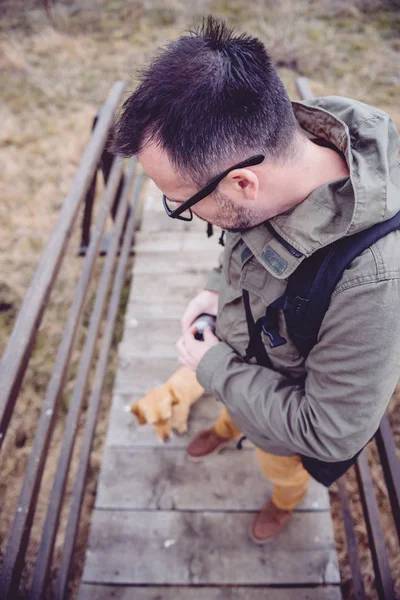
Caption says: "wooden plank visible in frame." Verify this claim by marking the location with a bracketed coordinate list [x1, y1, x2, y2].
[133, 231, 222, 253]
[126, 302, 192, 320]
[120, 319, 182, 357]
[127, 273, 207, 307]
[105, 393, 226, 448]
[133, 252, 218, 274]
[140, 179, 172, 214]
[81, 510, 340, 585]
[141, 209, 207, 232]
[78, 584, 343, 600]
[113, 356, 180, 393]
[96, 447, 330, 511]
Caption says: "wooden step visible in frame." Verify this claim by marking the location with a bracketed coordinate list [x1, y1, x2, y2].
[79, 585, 342, 600]
[81, 510, 339, 585]
[96, 447, 330, 511]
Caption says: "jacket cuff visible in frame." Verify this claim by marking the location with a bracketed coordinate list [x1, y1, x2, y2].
[196, 342, 235, 392]
[204, 268, 222, 293]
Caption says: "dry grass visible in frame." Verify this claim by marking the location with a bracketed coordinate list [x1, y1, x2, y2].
[0, 0, 399, 598]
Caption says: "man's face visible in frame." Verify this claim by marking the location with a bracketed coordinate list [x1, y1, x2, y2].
[138, 141, 262, 232]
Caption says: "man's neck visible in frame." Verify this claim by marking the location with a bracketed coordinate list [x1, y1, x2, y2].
[248, 138, 351, 225]
[287, 138, 350, 209]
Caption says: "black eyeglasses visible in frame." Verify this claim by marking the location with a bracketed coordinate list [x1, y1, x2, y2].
[162, 154, 265, 221]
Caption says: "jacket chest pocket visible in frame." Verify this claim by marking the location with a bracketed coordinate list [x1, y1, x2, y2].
[216, 286, 249, 356]
[261, 313, 306, 379]
[222, 233, 243, 287]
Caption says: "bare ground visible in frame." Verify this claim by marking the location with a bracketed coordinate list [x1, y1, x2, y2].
[1, 1, 399, 598]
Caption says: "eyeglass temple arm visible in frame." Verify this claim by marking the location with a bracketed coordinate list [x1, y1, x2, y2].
[172, 154, 265, 217]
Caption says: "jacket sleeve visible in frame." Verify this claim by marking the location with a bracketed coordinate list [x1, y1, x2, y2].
[204, 249, 224, 293]
[196, 278, 400, 462]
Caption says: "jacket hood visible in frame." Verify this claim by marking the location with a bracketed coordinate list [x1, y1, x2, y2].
[267, 96, 400, 259]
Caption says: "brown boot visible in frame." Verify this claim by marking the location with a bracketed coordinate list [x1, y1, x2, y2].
[186, 428, 235, 462]
[248, 498, 292, 544]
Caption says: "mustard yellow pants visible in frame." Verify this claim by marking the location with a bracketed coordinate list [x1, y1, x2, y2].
[213, 406, 311, 511]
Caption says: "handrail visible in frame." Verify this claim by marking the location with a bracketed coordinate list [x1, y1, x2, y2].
[0, 81, 125, 451]
[55, 170, 144, 599]
[0, 156, 125, 598]
[356, 451, 395, 600]
[295, 76, 314, 101]
[30, 157, 138, 598]
[375, 414, 400, 545]
[0, 80, 147, 599]
[336, 477, 366, 600]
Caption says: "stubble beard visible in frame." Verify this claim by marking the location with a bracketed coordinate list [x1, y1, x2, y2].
[213, 190, 261, 233]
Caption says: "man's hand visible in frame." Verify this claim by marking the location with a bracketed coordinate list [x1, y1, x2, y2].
[176, 325, 220, 371]
[181, 290, 218, 334]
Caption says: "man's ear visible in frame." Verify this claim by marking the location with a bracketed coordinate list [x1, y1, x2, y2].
[131, 403, 147, 425]
[221, 168, 259, 200]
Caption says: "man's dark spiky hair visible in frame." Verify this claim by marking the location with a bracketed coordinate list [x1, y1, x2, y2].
[112, 15, 299, 187]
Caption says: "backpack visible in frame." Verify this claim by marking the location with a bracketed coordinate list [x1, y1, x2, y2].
[242, 210, 400, 486]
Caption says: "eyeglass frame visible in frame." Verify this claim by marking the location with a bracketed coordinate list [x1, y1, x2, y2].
[162, 154, 265, 221]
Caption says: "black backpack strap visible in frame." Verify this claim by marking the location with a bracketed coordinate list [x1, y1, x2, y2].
[282, 211, 400, 486]
[284, 210, 400, 358]
[242, 290, 272, 367]
[242, 288, 255, 332]
[243, 290, 289, 367]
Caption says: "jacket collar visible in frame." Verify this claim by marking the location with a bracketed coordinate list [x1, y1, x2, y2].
[239, 101, 354, 280]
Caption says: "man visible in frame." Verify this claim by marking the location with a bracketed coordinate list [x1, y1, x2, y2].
[112, 16, 400, 543]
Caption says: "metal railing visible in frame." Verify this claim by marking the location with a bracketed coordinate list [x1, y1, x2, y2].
[0, 81, 145, 599]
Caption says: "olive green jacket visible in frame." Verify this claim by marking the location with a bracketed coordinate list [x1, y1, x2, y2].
[196, 96, 400, 462]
